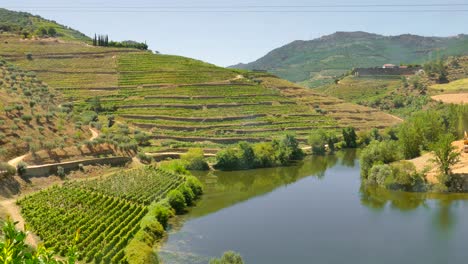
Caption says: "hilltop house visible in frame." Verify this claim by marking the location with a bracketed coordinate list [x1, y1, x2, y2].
[382, 64, 398, 69]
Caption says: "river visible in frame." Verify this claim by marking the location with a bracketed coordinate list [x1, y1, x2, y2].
[159, 150, 468, 264]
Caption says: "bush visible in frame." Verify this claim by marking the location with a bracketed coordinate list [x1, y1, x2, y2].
[179, 184, 195, 206]
[367, 164, 392, 186]
[159, 160, 190, 175]
[16, 161, 28, 176]
[360, 140, 401, 179]
[186, 176, 203, 197]
[167, 190, 186, 214]
[137, 152, 152, 164]
[151, 203, 173, 229]
[308, 130, 328, 155]
[0, 162, 16, 178]
[134, 132, 150, 146]
[389, 161, 424, 190]
[342, 127, 357, 148]
[57, 166, 65, 178]
[210, 251, 244, 264]
[215, 148, 241, 170]
[181, 148, 209, 170]
[21, 114, 33, 124]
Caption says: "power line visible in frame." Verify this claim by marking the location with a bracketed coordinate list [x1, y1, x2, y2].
[9, 9, 468, 13]
[5, 3, 468, 8]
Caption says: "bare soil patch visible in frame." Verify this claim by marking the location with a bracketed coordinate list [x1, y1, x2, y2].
[431, 93, 468, 105]
[409, 140, 468, 184]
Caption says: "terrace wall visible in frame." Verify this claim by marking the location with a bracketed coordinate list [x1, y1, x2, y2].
[23, 156, 131, 177]
[353, 67, 421, 76]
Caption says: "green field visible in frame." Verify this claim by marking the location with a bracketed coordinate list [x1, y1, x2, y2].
[430, 78, 468, 93]
[18, 167, 185, 263]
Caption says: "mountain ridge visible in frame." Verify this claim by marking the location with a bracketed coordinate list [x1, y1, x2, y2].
[230, 31, 468, 87]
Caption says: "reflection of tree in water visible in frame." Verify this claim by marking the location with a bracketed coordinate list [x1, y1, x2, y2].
[360, 185, 427, 211]
[360, 184, 468, 231]
[337, 148, 357, 168]
[190, 151, 353, 218]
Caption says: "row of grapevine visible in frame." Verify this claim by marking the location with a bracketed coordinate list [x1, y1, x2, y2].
[71, 167, 185, 204]
[18, 166, 186, 263]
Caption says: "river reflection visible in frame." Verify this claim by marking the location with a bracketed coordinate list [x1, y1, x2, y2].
[160, 150, 468, 264]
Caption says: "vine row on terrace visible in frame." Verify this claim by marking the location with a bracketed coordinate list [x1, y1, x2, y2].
[18, 167, 185, 263]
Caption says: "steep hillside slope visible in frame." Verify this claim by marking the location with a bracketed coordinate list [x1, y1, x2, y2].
[0, 11, 402, 152]
[0, 8, 89, 41]
[0, 59, 87, 160]
[231, 31, 468, 87]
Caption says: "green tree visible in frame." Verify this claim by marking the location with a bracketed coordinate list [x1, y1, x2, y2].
[210, 251, 244, 264]
[308, 129, 328, 155]
[430, 134, 460, 179]
[342, 127, 357, 148]
[47, 27, 57, 37]
[181, 148, 209, 170]
[167, 190, 186, 214]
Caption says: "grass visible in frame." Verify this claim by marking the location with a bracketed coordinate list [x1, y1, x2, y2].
[118, 53, 238, 86]
[430, 78, 468, 93]
[316, 76, 402, 104]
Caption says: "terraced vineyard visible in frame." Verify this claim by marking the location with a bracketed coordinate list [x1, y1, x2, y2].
[72, 167, 185, 204]
[118, 53, 237, 85]
[0, 31, 401, 149]
[18, 167, 185, 263]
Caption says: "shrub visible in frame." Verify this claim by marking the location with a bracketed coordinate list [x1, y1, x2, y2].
[367, 164, 393, 186]
[215, 148, 240, 170]
[57, 166, 65, 178]
[137, 152, 152, 164]
[360, 140, 401, 179]
[0, 162, 16, 178]
[181, 148, 209, 170]
[167, 190, 186, 214]
[342, 127, 357, 148]
[159, 160, 190, 175]
[210, 251, 244, 264]
[151, 203, 173, 229]
[16, 161, 28, 176]
[389, 161, 424, 190]
[134, 132, 150, 146]
[308, 129, 328, 155]
[179, 184, 195, 206]
[186, 176, 204, 198]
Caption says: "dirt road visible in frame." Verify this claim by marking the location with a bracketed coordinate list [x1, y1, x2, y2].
[0, 199, 39, 247]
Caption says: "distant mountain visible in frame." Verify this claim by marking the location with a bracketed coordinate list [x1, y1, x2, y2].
[0, 8, 90, 41]
[230, 31, 468, 87]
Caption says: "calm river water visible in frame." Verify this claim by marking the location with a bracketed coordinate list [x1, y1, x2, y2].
[159, 150, 468, 264]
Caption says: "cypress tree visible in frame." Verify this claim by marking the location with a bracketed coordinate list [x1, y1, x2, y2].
[93, 34, 96, 46]
[105, 35, 109, 46]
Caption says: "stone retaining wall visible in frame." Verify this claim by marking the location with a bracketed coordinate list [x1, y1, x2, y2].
[23, 157, 131, 177]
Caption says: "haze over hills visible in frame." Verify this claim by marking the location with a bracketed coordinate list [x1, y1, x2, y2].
[230, 31, 468, 87]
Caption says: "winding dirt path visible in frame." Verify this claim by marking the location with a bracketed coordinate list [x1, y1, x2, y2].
[0, 199, 40, 247]
[6, 126, 100, 167]
[7, 154, 28, 167]
[89, 127, 99, 140]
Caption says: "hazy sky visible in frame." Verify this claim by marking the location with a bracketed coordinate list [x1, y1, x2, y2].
[2, 0, 467, 66]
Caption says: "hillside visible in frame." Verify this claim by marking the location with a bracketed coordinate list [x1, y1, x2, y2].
[316, 55, 468, 117]
[0, 59, 88, 160]
[231, 31, 468, 87]
[0, 8, 89, 41]
[0, 10, 403, 158]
